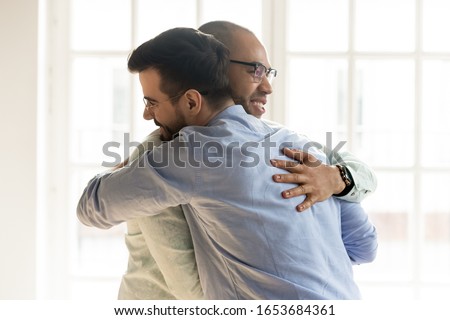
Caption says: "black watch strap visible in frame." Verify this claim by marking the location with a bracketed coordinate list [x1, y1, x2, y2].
[334, 165, 355, 197]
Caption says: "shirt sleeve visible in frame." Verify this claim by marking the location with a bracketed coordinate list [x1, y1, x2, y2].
[339, 201, 378, 264]
[77, 138, 196, 229]
[128, 129, 163, 163]
[321, 145, 378, 202]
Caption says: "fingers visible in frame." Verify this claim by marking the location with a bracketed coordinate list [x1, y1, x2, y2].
[270, 159, 303, 173]
[272, 172, 305, 184]
[282, 148, 320, 167]
[296, 195, 318, 212]
[282, 147, 306, 163]
[271, 150, 323, 212]
[277, 183, 315, 212]
[278, 185, 320, 212]
[280, 184, 307, 198]
[271, 169, 321, 212]
[278, 185, 319, 212]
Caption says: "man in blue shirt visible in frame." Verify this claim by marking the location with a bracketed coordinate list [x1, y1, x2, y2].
[78, 27, 377, 299]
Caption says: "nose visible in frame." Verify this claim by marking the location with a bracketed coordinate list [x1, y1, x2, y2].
[258, 75, 273, 95]
[143, 106, 154, 120]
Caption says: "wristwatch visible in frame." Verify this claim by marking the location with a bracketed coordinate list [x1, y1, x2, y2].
[334, 164, 355, 197]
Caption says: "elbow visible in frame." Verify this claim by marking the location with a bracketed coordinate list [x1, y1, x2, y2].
[347, 228, 378, 264]
[349, 246, 377, 265]
[76, 191, 115, 230]
[76, 197, 91, 226]
[354, 244, 378, 264]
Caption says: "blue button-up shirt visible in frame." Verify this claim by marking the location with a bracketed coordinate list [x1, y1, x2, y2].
[78, 105, 377, 299]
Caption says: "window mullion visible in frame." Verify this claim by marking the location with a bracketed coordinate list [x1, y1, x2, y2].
[270, 0, 287, 124]
[348, 0, 355, 151]
[411, 0, 424, 299]
[130, 0, 137, 141]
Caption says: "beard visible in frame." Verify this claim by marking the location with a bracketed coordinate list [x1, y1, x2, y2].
[153, 116, 183, 142]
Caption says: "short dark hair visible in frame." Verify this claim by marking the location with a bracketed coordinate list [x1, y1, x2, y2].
[128, 27, 231, 107]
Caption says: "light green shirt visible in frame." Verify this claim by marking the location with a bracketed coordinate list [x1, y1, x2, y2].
[118, 131, 203, 300]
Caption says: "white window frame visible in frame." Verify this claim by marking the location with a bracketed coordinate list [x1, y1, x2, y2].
[41, 0, 450, 299]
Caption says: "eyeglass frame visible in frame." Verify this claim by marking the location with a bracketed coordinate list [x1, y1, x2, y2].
[143, 90, 208, 109]
[142, 91, 185, 109]
[230, 59, 277, 84]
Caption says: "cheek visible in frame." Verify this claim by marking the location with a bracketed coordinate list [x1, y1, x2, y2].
[229, 70, 248, 95]
[230, 80, 254, 100]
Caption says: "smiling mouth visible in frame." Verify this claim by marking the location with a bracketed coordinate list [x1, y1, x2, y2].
[250, 100, 266, 115]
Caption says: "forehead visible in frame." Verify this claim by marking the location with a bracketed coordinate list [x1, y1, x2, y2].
[138, 68, 162, 96]
[229, 30, 271, 66]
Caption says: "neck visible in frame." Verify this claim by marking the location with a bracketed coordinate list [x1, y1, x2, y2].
[192, 98, 235, 126]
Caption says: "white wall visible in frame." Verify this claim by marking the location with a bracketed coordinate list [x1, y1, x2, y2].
[0, 0, 39, 299]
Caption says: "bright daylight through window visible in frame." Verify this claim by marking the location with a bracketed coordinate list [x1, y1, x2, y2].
[44, 0, 450, 299]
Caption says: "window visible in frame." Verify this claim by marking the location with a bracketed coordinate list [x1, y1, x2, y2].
[45, 0, 450, 299]
[280, 0, 450, 300]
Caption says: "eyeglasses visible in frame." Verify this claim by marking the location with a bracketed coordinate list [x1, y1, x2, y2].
[143, 91, 185, 109]
[230, 59, 277, 84]
[143, 90, 208, 109]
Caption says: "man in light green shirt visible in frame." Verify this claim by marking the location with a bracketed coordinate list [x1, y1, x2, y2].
[117, 21, 377, 300]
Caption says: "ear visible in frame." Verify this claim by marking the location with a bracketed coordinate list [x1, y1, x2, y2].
[183, 89, 203, 116]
